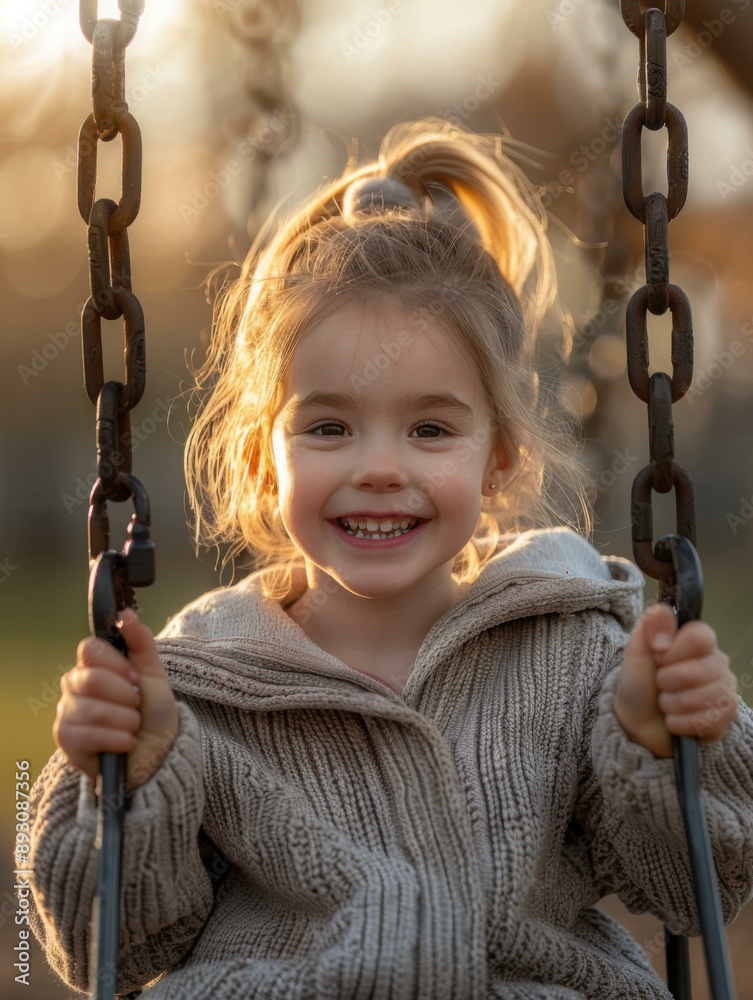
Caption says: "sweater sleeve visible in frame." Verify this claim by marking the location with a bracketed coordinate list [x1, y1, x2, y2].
[576, 641, 753, 936]
[28, 701, 214, 995]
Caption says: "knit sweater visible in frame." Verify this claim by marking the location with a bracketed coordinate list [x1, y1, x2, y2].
[27, 528, 753, 999]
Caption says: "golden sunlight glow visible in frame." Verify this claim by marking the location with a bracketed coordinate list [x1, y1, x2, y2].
[0, 148, 67, 250]
[3, 0, 182, 73]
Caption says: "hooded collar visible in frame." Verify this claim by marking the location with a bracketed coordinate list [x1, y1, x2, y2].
[155, 528, 644, 710]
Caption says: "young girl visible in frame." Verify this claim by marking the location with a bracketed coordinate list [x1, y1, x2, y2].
[28, 118, 752, 999]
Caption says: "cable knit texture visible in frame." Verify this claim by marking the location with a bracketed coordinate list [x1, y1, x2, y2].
[27, 528, 753, 998]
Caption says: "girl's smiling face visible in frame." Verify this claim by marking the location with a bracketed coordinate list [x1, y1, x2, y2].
[270, 300, 507, 605]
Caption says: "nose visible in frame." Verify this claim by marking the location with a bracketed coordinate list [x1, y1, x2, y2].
[352, 436, 407, 491]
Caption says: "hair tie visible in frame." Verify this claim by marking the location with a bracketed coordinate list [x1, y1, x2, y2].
[342, 176, 421, 220]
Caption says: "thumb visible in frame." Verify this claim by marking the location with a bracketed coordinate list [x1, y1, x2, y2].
[617, 602, 678, 712]
[614, 603, 680, 757]
[113, 608, 178, 789]
[628, 602, 678, 663]
[115, 607, 165, 679]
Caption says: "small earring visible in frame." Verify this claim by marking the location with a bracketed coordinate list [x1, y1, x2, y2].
[489, 483, 496, 490]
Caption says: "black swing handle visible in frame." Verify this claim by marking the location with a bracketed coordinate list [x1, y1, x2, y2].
[88, 549, 129, 1000]
[87, 474, 154, 1000]
[655, 534, 736, 1000]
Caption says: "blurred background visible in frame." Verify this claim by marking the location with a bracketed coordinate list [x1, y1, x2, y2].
[2, 0, 753, 996]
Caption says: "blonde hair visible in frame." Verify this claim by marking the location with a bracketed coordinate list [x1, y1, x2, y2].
[184, 117, 593, 598]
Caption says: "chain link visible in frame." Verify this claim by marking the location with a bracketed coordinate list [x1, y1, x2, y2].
[77, 110, 142, 232]
[621, 102, 688, 223]
[641, 7, 667, 129]
[625, 283, 693, 402]
[91, 20, 126, 140]
[619, 1, 695, 602]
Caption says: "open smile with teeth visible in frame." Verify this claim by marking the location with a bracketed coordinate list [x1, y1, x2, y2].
[337, 516, 422, 540]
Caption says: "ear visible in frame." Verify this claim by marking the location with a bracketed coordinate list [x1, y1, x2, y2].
[481, 436, 511, 497]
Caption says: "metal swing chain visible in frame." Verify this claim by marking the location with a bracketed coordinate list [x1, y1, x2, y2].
[209, 0, 301, 250]
[77, 3, 155, 998]
[618, 3, 735, 998]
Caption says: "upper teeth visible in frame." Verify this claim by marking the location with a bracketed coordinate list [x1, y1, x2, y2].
[340, 516, 418, 533]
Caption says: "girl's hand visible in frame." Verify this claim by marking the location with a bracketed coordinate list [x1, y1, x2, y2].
[613, 603, 738, 758]
[54, 608, 179, 790]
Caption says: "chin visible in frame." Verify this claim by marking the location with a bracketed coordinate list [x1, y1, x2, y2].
[343, 585, 403, 601]
[333, 574, 413, 601]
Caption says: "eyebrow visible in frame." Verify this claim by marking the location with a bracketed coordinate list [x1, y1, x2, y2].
[289, 391, 475, 418]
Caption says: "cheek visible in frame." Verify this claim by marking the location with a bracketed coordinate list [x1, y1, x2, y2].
[273, 445, 328, 521]
[271, 432, 319, 497]
[437, 469, 485, 510]
[441, 442, 489, 490]
[273, 470, 312, 543]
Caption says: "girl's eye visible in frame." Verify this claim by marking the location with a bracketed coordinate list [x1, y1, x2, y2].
[412, 422, 452, 438]
[309, 422, 347, 437]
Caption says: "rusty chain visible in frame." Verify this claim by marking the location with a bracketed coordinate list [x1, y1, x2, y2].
[620, 7, 736, 1000]
[76, 4, 154, 997]
[618, 0, 694, 593]
[213, 0, 301, 240]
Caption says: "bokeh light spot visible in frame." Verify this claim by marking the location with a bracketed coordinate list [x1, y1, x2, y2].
[0, 148, 69, 251]
[589, 334, 627, 381]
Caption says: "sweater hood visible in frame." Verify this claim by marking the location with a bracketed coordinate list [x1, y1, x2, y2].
[154, 529, 644, 710]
